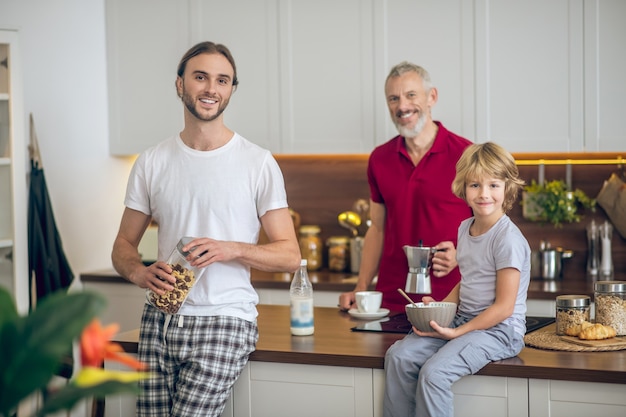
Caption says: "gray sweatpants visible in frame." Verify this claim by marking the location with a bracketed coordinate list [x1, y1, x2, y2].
[383, 315, 524, 417]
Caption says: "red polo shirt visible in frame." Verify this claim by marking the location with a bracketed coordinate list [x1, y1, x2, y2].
[368, 122, 473, 311]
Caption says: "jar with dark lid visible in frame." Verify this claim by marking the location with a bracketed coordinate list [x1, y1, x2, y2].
[594, 281, 626, 335]
[147, 237, 200, 314]
[299, 225, 322, 271]
[327, 236, 350, 272]
[555, 295, 590, 336]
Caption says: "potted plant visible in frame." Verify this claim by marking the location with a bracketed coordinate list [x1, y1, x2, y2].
[522, 179, 595, 227]
[0, 288, 150, 417]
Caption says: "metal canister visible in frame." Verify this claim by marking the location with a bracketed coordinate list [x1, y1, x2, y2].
[350, 236, 364, 274]
[538, 241, 573, 280]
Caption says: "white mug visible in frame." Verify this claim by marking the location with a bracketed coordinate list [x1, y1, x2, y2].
[355, 291, 383, 313]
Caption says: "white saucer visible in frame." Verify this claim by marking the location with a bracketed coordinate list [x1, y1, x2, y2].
[348, 308, 390, 320]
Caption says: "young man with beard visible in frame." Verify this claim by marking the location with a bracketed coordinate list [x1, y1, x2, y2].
[339, 62, 473, 312]
[112, 41, 301, 416]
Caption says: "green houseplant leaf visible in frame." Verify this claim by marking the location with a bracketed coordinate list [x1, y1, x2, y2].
[0, 288, 106, 417]
[35, 380, 141, 417]
[522, 179, 595, 227]
[0, 289, 19, 327]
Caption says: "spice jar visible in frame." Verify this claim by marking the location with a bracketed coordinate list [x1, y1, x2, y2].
[147, 237, 199, 314]
[555, 295, 590, 336]
[327, 236, 350, 272]
[299, 225, 322, 271]
[594, 281, 626, 335]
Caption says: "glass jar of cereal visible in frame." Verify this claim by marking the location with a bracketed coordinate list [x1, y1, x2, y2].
[147, 237, 200, 314]
[555, 295, 590, 336]
[327, 236, 350, 272]
[299, 225, 322, 271]
[594, 281, 626, 336]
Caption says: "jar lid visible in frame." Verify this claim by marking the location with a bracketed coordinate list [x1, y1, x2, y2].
[327, 236, 350, 245]
[556, 294, 590, 307]
[299, 225, 321, 234]
[594, 280, 626, 293]
[177, 236, 196, 257]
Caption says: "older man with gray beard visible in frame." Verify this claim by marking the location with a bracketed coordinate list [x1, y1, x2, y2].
[338, 62, 473, 313]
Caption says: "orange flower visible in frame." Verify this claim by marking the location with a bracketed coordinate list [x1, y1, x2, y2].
[80, 319, 147, 370]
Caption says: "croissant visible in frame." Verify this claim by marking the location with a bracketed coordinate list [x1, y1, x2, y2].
[578, 323, 617, 340]
[564, 321, 593, 337]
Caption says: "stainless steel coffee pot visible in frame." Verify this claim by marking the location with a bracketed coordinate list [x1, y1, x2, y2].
[537, 240, 573, 280]
[403, 244, 437, 294]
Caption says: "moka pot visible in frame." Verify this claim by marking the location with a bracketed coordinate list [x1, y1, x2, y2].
[403, 244, 437, 294]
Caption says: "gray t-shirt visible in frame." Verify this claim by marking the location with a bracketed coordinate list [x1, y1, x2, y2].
[456, 214, 530, 336]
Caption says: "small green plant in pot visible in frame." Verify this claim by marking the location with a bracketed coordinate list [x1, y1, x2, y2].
[522, 179, 595, 227]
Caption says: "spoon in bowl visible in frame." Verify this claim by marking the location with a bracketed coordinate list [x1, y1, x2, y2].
[397, 288, 419, 308]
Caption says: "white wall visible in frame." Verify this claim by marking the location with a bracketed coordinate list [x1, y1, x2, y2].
[0, 0, 132, 276]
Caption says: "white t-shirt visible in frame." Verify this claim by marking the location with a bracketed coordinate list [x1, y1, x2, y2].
[124, 133, 288, 321]
[456, 215, 531, 336]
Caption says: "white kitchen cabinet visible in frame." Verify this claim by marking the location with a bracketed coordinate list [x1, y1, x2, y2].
[529, 379, 626, 417]
[375, 370, 528, 417]
[453, 376, 528, 417]
[526, 299, 557, 317]
[385, 0, 625, 152]
[0, 29, 28, 314]
[105, 0, 378, 155]
[81, 280, 146, 332]
[105, 1, 626, 155]
[583, 0, 626, 152]
[381, 0, 471, 147]
[105, 0, 189, 155]
[256, 287, 342, 308]
[244, 366, 525, 417]
[199, 0, 377, 154]
[472, 0, 584, 153]
[105, 361, 529, 417]
[467, 0, 625, 152]
[105, 362, 626, 417]
[239, 362, 376, 417]
[188, 0, 281, 153]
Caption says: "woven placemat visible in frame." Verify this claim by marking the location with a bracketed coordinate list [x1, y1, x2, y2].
[524, 324, 626, 352]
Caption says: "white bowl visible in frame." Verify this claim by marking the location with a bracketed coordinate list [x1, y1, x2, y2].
[405, 302, 457, 332]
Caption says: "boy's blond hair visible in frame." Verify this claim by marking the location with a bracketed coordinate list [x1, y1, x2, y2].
[452, 142, 525, 213]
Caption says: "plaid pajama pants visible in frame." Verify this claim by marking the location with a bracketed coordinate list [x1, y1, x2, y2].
[136, 304, 258, 417]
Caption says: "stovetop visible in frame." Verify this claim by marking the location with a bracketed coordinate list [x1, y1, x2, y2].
[351, 314, 554, 334]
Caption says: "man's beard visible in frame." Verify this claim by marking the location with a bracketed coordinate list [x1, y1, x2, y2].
[394, 111, 427, 139]
[181, 91, 229, 122]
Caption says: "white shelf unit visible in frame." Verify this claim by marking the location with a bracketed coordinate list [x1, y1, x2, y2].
[0, 29, 28, 314]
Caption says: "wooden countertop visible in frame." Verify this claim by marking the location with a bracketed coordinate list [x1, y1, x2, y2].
[81, 268, 623, 300]
[114, 304, 626, 385]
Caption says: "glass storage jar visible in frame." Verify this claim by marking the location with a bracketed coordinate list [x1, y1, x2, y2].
[327, 236, 350, 272]
[299, 225, 322, 271]
[594, 280, 626, 336]
[555, 295, 590, 336]
[147, 237, 199, 314]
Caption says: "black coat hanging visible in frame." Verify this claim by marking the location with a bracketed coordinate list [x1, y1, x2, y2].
[27, 114, 74, 309]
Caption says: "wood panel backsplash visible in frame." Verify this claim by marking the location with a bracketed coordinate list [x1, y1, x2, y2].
[274, 153, 625, 280]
